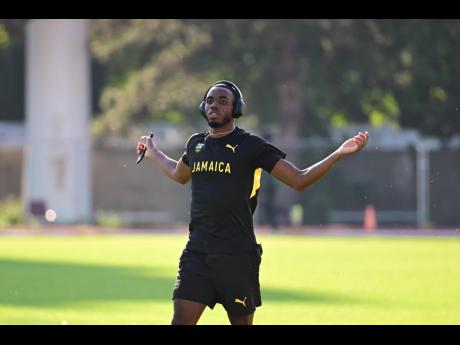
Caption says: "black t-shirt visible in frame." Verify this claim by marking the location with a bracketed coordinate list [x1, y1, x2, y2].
[181, 127, 286, 254]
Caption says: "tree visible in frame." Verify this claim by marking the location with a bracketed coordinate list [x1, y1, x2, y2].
[89, 19, 215, 137]
[0, 19, 27, 121]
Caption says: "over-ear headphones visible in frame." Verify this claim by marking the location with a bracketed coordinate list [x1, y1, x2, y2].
[199, 80, 246, 119]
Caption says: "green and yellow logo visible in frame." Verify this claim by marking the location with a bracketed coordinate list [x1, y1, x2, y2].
[195, 143, 205, 153]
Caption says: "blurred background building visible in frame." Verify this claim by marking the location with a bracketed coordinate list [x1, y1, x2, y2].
[0, 19, 459, 229]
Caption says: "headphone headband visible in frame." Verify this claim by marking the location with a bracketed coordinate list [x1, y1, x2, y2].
[205, 80, 242, 101]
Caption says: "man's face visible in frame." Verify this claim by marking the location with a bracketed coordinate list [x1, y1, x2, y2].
[204, 86, 234, 128]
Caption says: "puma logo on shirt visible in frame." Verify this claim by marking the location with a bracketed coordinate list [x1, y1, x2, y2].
[225, 144, 238, 154]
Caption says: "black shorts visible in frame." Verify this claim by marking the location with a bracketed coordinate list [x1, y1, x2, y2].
[172, 245, 263, 316]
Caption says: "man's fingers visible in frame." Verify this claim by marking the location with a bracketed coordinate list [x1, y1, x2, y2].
[356, 131, 369, 146]
[137, 133, 155, 157]
[353, 136, 366, 149]
[140, 135, 153, 143]
[136, 142, 146, 155]
[342, 131, 369, 154]
[139, 135, 154, 147]
[354, 136, 364, 146]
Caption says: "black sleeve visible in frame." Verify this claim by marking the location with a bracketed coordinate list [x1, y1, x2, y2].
[181, 132, 203, 167]
[181, 151, 189, 166]
[181, 137, 191, 166]
[252, 137, 287, 173]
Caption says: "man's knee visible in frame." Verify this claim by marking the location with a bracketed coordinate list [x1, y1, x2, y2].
[228, 312, 254, 325]
[171, 315, 196, 325]
[172, 309, 201, 325]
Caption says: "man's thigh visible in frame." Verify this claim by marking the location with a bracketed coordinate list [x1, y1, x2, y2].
[173, 249, 218, 309]
[206, 252, 262, 316]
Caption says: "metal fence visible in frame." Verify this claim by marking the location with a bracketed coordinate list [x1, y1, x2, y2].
[1, 135, 459, 228]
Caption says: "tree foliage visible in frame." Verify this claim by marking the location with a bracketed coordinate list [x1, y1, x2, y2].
[89, 19, 460, 138]
[0, 19, 27, 121]
[89, 19, 215, 137]
[1, 19, 459, 138]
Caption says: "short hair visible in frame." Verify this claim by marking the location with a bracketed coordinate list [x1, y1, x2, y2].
[209, 83, 238, 102]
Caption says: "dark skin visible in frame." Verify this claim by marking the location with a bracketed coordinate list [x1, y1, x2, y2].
[137, 85, 369, 325]
[172, 299, 254, 325]
[204, 86, 236, 133]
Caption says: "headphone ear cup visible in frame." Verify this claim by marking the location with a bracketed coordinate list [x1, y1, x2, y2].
[232, 99, 245, 118]
[199, 101, 206, 118]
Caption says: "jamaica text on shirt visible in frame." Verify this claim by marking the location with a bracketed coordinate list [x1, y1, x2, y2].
[191, 161, 231, 174]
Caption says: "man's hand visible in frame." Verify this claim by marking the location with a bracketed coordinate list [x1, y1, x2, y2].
[136, 135, 157, 161]
[136, 134, 191, 184]
[336, 131, 369, 157]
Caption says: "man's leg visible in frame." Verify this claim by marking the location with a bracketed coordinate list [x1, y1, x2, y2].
[171, 298, 207, 325]
[227, 312, 254, 325]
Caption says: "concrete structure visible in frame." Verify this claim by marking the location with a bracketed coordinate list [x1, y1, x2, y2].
[23, 19, 92, 223]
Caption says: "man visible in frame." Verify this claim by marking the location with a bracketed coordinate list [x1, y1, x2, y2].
[136, 80, 369, 325]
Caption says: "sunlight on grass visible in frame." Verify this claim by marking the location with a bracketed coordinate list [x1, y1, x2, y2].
[0, 234, 459, 324]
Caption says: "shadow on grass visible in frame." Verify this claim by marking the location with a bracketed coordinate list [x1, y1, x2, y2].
[0, 259, 361, 307]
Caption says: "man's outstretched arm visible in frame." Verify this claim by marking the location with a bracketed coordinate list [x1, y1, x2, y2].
[270, 131, 369, 192]
[137, 135, 191, 185]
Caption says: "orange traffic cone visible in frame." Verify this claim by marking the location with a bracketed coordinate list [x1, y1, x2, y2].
[363, 204, 377, 231]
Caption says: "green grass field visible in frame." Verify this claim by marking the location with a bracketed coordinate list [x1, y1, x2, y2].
[1, 233, 460, 324]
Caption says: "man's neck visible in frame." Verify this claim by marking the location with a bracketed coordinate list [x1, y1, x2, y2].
[209, 123, 236, 138]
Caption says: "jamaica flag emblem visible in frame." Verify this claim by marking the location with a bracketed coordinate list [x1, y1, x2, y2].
[195, 143, 205, 153]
